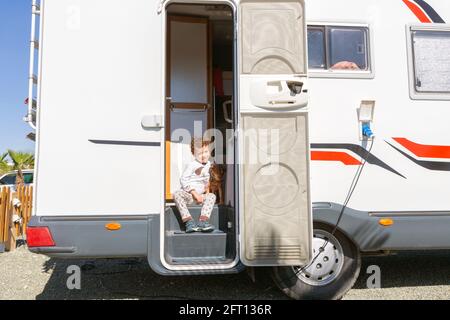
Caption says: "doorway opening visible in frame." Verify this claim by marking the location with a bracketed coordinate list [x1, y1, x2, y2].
[163, 3, 237, 266]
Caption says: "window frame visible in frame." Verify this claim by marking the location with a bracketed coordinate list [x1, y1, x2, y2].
[307, 22, 374, 79]
[407, 24, 450, 101]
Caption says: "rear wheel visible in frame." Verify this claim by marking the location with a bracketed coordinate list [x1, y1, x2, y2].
[272, 223, 361, 300]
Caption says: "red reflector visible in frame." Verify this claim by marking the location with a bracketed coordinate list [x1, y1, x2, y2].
[26, 227, 56, 247]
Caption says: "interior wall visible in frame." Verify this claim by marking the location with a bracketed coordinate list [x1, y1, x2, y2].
[170, 19, 208, 103]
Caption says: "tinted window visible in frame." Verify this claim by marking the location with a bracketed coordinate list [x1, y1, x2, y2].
[0, 174, 16, 185]
[328, 27, 368, 70]
[24, 173, 33, 184]
[308, 28, 326, 69]
[307, 25, 370, 72]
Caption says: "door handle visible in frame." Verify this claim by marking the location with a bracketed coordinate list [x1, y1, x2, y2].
[286, 81, 304, 95]
[269, 100, 296, 106]
[249, 79, 308, 109]
[169, 104, 209, 113]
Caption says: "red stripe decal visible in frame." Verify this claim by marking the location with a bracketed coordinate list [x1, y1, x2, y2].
[403, 0, 432, 23]
[311, 151, 362, 166]
[393, 138, 450, 159]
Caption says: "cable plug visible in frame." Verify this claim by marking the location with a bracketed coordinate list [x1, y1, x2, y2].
[362, 122, 375, 139]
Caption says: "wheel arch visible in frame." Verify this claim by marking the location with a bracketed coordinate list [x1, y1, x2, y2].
[311, 220, 360, 253]
[312, 202, 387, 252]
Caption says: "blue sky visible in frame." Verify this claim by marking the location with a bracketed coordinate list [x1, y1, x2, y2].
[0, 0, 35, 154]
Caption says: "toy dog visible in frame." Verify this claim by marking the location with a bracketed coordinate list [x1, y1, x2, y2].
[208, 163, 225, 205]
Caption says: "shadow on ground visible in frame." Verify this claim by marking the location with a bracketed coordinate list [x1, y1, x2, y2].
[35, 250, 450, 300]
[36, 258, 284, 300]
[353, 250, 450, 289]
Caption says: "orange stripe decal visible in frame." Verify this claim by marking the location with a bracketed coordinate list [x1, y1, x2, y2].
[311, 151, 362, 166]
[393, 138, 450, 159]
[403, 0, 432, 23]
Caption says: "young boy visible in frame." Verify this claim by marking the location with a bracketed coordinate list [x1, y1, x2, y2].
[174, 138, 216, 233]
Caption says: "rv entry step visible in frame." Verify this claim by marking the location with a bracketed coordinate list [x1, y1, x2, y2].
[164, 205, 235, 265]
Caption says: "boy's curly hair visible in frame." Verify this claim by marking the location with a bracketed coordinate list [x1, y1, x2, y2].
[191, 137, 212, 155]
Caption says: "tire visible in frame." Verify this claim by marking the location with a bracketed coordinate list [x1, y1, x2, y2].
[272, 222, 361, 300]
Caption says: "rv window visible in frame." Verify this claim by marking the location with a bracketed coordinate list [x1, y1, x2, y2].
[412, 30, 450, 93]
[307, 25, 370, 72]
[328, 27, 368, 70]
[307, 27, 326, 69]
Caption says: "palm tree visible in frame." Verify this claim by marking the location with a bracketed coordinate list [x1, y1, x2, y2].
[0, 153, 11, 175]
[7, 150, 34, 187]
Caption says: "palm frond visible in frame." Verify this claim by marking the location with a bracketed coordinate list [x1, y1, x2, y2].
[7, 150, 35, 170]
[0, 153, 11, 175]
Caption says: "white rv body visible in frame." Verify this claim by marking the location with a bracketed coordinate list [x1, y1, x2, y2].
[308, 0, 450, 213]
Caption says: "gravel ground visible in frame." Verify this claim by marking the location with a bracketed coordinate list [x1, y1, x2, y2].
[0, 245, 449, 300]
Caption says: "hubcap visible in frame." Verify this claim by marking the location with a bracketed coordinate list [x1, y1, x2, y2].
[293, 229, 344, 286]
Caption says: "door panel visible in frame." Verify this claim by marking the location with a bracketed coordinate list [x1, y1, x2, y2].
[241, 1, 306, 75]
[166, 16, 211, 199]
[239, 0, 312, 266]
[35, 0, 163, 216]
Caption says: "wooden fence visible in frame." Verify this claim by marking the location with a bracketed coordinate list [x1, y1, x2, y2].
[0, 186, 33, 252]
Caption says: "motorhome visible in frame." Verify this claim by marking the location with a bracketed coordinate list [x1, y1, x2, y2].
[25, 0, 450, 300]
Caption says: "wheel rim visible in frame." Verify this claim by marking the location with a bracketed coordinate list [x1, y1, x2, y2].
[293, 229, 344, 287]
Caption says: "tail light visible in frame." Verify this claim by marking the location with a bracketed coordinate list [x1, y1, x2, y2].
[26, 227, 55, 247]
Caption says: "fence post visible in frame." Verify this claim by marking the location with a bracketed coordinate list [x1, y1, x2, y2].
[20, 186, 33, 236]
[0, 188, 11, 246]
[5, 189, 16, 252]
[14, 186, 21, 237]
[0, 188, 7, 247]
[0, 186, 34, 252]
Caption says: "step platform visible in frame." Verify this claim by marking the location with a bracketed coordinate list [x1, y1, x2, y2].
[164, 206, 233, 263]
[165, 205, 220, 232]
[166, 230, 227, 260]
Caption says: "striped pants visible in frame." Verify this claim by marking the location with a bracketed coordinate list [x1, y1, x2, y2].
[174, 190, 216, 222]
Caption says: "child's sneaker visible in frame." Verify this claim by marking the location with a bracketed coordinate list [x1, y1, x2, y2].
[184, 220, 199, 233]
[197, 220, 214, 232]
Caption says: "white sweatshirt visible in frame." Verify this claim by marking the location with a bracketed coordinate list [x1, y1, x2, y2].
[180, 160, 211, 194]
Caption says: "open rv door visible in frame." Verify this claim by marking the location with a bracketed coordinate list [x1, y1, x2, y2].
[34, 0, 164, 218]
[238, 0, 312, 266]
